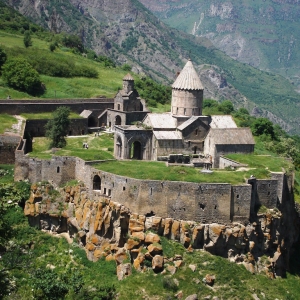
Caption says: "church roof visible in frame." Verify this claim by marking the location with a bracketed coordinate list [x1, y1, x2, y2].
[154, 131, 182, 140]
[208, 128, 255, 145]
[172, 59, 204, 90]
[144, 113, 177, 129]
[123, 73, 134, 81]
[80, 110, 93, 118]
[177, 116, 200, 131]
[210, 115, 237, 128]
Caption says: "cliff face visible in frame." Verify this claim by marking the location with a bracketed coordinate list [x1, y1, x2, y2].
[24, 182, 300, 278]
[138, 0, 300, 89]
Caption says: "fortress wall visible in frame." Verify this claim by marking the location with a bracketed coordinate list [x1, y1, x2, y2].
[15, 152, 288, 223]
[0, 135, 21, 164]
[231, 185, 252, 223]
[25, 118, 88, 137]
[256, 179, 278, 208]
[0, 99, 114, 115]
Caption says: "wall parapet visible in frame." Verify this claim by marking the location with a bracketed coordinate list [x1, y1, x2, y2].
[14, 151, 291, 224]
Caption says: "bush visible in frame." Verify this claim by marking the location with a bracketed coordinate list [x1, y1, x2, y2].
[162, 277, 178, 292]
[2, 58, 43, 95]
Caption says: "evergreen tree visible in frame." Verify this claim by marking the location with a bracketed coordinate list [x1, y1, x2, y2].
[45, 107, 71, 148]
[23, 30, 32, 48]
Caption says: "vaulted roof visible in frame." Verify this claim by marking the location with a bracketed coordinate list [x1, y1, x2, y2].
[143, 113, 177, 129]
[210, 115, 237, 129]
[208, 128, 255, 145]
[172, 59, 204, 90]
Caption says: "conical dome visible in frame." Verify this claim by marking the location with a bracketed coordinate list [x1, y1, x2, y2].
[172, 60, 203, 90]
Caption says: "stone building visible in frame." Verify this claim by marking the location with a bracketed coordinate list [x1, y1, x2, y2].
[113, 59, 255, 167]
[98, 73, 148, 129]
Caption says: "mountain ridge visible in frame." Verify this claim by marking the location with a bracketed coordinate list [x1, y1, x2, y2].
[2, 0, 300, 134]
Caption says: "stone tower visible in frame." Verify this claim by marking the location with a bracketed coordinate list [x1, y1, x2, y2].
[122, 73, 134, 94]
[171, 59, 204, 119]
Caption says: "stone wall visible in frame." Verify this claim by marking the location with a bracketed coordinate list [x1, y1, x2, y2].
[24, 118, 88, 137]
[14, 148, 290, 224]
[0, 99, 114, 115]
[0, 135, 21, 164]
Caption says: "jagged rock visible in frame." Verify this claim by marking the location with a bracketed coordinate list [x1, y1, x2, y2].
[152, 255, 164, 271]
[166, 264, 177, 275]
[174, 260, 184, 268]
[115, 248, 129, 265]
[145, 232, 160, 244]
[203, 274, 215, 286]
[133, 253, 145, 271]
[125, 237, 140, 250]
[189, 264, 196, 272]
[147, 243, 162, 255]
[117, 263, 132, 280]
[175, 290, 183, 299]
[185, 294, 198, 300]
[132, 231, 145, 241]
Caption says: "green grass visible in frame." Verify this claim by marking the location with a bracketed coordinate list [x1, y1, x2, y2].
[225, 153, 293, 173]
[0, 164, 14, 183]
[94, 160, 270, 184]
[21, 112, 83, 120]
[0, 30, 129, 100]
[0, 114, 17, 134]
[29, 133, 114, 161]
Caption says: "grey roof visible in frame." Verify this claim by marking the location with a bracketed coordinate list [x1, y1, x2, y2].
[177, 116, 199, 131]
[123, 73, 134, 81]
[154, 131, 182, 140]
[210, 115, 237, 129]
[80, 110, 93, 118]
[144, 113, 177, 129]
[172, 60, 204, 90]
[208, 128, 255, 145]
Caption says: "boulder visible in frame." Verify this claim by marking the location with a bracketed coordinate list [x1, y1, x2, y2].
[145, 232, 161, 244]
[117, 263, 132, 280]
[203, 274, 215, 286]
[152, 255, 164, 271]
[185, 295, 198, 300]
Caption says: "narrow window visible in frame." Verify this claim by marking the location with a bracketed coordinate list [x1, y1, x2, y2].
[123, 186, 126, 191]
[57, 166, 60, 173]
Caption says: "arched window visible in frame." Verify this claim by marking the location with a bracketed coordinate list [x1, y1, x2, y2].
[93, 175, 101, 190]
[115, 115, 121, 125]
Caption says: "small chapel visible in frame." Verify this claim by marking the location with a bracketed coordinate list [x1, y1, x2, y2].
[103, 59, 255, 168]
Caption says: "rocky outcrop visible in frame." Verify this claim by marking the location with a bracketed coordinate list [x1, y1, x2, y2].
[24, 182, 299, 278]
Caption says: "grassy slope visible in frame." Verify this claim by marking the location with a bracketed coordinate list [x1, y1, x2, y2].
[0, 114, 17, 134]
[0, 31, 128, 99]
[29, 134, 115, 161]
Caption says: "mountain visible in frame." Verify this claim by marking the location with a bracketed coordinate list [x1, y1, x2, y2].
[138, 0, 300, 90]
[2, 0, 300, 134]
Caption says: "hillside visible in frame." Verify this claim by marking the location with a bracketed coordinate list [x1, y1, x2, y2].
[139, 0, 300, 90]
[1, 0, 300, 135]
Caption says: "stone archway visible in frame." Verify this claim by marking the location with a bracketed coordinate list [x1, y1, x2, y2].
[115, 115, 121, 126]
[93, 175, 101, 190]
[131, 141, 142, 160]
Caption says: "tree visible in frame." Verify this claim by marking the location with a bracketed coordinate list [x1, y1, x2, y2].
[0, 47, 7, 73]
[45, 107, 71, 148]
[2, 58, 43, 95]
[218, 100, 234, 114]
[23, 30, 32, 48]
[251, 117, 275, 139]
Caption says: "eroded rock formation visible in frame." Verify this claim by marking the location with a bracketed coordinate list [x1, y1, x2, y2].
[24, 182, 299, 279]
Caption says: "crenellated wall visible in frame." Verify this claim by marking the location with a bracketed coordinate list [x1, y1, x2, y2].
[15, 142, 292, 224]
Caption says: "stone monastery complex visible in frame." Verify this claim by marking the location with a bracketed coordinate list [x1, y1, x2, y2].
[100, 59, 255, 167]
[1, 60, 293, 224]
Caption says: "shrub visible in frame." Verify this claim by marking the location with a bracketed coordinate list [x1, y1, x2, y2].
[2, 58, 43, 95]
[23, 30, 32, 48]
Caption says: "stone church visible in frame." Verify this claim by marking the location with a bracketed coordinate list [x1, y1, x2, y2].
[102, 59, 255, 168]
